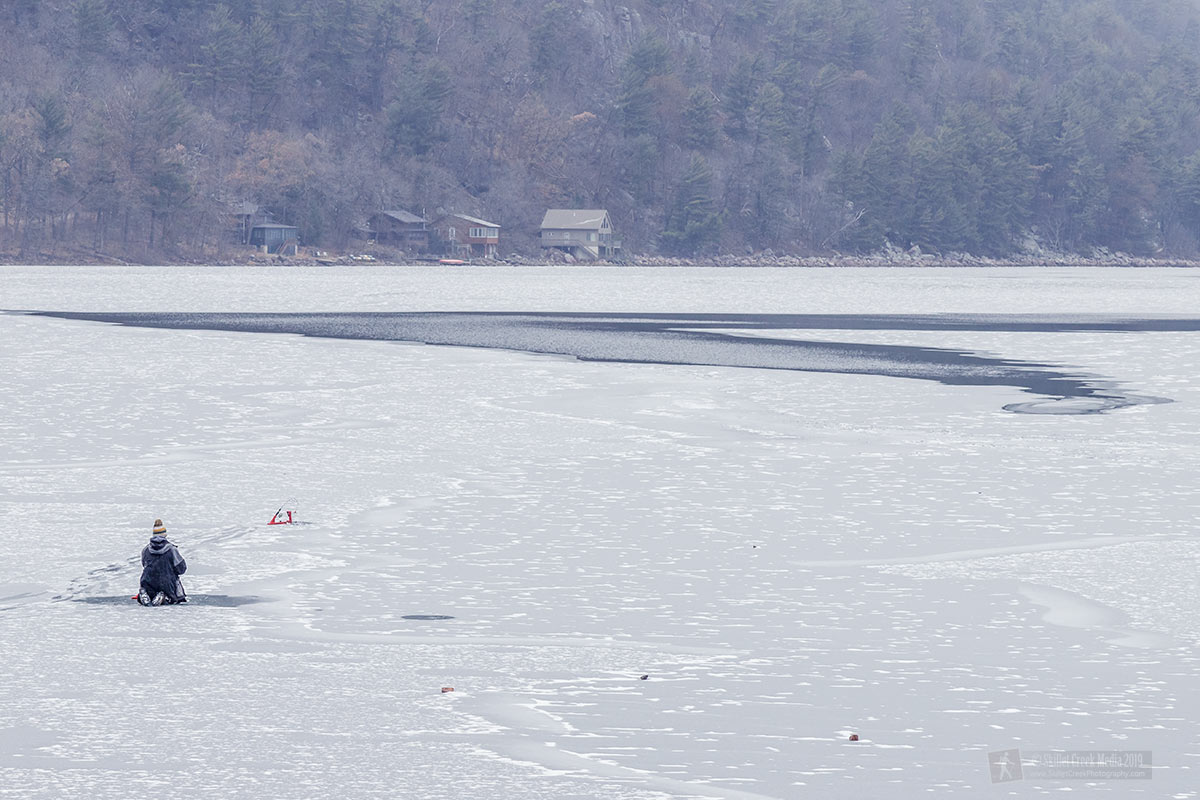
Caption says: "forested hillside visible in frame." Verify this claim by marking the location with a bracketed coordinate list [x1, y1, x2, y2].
[3, 0, 1200, 260]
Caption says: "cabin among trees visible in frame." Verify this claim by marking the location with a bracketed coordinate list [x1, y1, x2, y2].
[367, 210, 429, 251]
[431, 213, 500, 258]
[540, 210, 621, 260]
[249, 224, 299, 255]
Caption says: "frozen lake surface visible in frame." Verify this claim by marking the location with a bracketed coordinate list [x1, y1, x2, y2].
[2, 265, 1199, 798]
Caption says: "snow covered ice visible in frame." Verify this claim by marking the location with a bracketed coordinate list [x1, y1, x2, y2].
[1, 265, 1199, 798]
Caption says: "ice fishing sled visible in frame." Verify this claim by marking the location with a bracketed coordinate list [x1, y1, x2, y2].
[269, 498, 299, 525]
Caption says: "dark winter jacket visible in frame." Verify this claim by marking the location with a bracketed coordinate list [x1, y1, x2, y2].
[140, 535, 187, 602]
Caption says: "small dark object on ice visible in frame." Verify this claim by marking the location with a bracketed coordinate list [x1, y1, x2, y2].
[639, 674, 649, 680]
[848, 734, 860, 741]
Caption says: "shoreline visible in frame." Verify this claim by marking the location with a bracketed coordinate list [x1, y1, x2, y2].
[3, 249, 1200, 269]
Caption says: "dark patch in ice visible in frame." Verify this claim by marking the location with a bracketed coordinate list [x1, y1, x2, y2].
[73, 594, 263, 607]
[24, 311, 1196, 414]
[401, 614, 455, 620]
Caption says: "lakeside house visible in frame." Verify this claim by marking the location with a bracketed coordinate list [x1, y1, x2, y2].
[539, 209, 621, 260]
[367, 209, 429, 251]
[249, 223, 299, 255]
[431, 213, 501, 258]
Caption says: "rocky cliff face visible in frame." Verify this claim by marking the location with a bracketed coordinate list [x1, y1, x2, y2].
[581, 1, 645, 71]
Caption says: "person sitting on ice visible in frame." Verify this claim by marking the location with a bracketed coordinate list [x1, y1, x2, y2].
[137, 519, 188, 606]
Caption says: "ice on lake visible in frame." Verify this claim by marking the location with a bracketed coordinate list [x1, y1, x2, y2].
[1, 265, 1199, 798]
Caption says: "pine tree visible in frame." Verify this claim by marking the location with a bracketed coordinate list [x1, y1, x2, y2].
[189, 4, 243, 103]
[683, 89, 718, 150]
[386, 67, 452, 156]
[618, 38, 673, 138]
[73, 0, 113, 59]
[900, 0, 938, 88]
[242, 16, 285, 120]
[722, 58, 759, 142]
[855, 109, 915, 246]
[661, 155, 720, 255]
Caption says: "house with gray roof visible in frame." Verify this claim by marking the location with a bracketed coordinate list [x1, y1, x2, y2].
[540, 209, 621, 260]
[368, 209, 429, 251]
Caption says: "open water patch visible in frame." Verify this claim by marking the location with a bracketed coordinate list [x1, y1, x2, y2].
[23, 311, 1193, 414]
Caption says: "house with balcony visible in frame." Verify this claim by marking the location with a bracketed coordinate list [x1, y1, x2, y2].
[539, 209, 621, 260]
[432, 213, 501, 258]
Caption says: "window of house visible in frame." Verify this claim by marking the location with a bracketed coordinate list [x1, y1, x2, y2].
[588, 232, 597, 242]
[448, 227, 456, 240]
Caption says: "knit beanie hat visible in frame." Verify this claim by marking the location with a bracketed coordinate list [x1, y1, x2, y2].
[152, 518, 167, 536]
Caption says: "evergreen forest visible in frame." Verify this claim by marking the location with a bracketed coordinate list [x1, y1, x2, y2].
[3, 0, 1200, 260]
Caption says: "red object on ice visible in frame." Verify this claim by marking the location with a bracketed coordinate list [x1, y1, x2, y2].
[848, 734, 859, 741]
[441, 687, 454, 693]
[269, 509, 293, 525]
